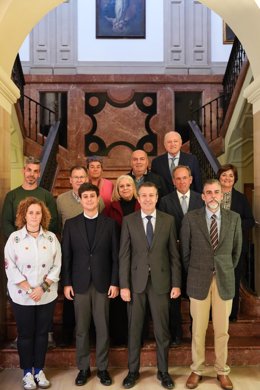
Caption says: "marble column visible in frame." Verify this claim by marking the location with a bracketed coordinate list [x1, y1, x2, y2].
[0, 66, 20, 341]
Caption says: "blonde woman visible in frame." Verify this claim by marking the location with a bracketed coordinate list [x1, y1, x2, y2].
[105, 175, 140, 226]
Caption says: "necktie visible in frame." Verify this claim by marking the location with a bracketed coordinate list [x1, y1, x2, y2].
[170, 157, 176, 174]
[181, 195, 188, 214]
[146, 215, 153, 247]
[210, 214, 218, 251]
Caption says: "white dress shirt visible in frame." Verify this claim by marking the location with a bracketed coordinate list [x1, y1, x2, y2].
[141, 209, 156, 232]
[168, 152, 180, 170]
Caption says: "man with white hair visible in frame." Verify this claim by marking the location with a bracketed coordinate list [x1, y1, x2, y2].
[151, 131, 202, 194]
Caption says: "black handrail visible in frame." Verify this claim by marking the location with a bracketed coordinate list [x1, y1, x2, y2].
[39, 121, 60, 191]
[222, 36, 246, 116]
[188, 120, 220, 184]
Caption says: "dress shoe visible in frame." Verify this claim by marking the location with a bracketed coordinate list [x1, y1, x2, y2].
[97, 370, 112, 386]
[171, 336, 182, 347]
[217, 375, 233, 390]
[186, 372, 202, 389]
[157, 371, 174, 389]
[122, 372, 140, 389]
[75, 369, 91, 386]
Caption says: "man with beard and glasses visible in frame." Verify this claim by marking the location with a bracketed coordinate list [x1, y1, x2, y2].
[180, 179, 242, 390]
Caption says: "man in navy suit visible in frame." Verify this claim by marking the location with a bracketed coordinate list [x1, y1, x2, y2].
[151, 131, 202, 194]
[159, 165, 204, 346]
[61, 183, 119, 387]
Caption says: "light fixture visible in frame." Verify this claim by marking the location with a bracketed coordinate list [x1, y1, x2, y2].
[255, 0, 260, 9]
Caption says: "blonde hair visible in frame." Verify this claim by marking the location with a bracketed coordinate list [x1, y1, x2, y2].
[15, 197, 51, 231]
[112, 175, 137, 201]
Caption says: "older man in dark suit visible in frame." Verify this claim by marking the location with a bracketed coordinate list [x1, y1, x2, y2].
[128, 149, 168, 203]
[119, 182, 181, 389]
[61, 183, 119, 387]
[159, 165, 204, 346]
[151, 131, 202, 194]
[180, 179, 242, 390]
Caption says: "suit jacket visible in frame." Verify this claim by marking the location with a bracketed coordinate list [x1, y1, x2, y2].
[61, 213, 119, 294]
[119, 210, 181, 295]
[230, 188, 255, 253]
[159, 190, 204, 239]
[151, 152, 202, 194]
[127, 170, 168, 202]
[180, 207, 242, 301]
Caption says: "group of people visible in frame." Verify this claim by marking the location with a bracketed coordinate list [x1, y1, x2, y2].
[2, 130, 254, 390]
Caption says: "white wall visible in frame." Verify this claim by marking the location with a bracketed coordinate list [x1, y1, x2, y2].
[19, 35, 30, 61]
[19, 2, 231, 65]
[77, 0, 164, 62]
[211, 11, 232, 62]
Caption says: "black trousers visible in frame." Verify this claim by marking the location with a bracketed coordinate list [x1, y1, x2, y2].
[62, 297, 75, 332]
[230, 252, 246, 319]
[11, 299, 56, 369]
[169, 296, 183, 340]
[109, 296, 128, 345]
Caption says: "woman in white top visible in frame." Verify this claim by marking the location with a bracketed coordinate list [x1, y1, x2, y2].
[5, 197, 61, 390]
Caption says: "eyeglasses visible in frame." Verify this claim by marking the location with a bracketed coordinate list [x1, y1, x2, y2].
[72, 176, 86, 180]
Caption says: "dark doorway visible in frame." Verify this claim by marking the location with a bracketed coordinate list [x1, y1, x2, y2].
[175, 92, 202, 144]
[40, 92, 68, 148]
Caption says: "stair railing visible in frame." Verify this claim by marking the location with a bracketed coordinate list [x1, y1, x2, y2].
[192, 36, 247, 146]
[222, 36, 247, 116]
[188, 120, 220, 184]
[24, 94, 56, 146]
[39, 121, 60, 191]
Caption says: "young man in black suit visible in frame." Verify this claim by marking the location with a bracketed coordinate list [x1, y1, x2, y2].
[61, 183, 119, 387]
[151, 131, 202, 194]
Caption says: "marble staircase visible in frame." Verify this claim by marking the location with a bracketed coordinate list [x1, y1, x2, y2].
[1, 291, 260, 369]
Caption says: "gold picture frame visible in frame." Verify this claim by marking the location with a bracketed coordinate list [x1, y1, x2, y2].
[223, 22, 235, 44]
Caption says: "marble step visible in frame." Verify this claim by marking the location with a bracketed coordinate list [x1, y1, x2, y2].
[1, 336, 260, 368]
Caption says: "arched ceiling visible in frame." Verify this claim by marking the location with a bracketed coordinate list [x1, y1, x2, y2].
[0, 0, 63, 76]
[1, 1, 260, 84]
[200, 0, 260, 79]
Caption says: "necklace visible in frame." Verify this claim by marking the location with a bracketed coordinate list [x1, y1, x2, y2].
[26, 227, 40, 234]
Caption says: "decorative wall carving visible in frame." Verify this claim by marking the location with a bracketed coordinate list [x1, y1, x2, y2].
[85, 91, 157, 156]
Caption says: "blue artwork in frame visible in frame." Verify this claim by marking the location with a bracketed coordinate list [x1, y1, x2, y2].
[96, 0, 146, 39]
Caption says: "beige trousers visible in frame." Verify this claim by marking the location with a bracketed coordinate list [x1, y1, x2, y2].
[190, 276, 232, 375]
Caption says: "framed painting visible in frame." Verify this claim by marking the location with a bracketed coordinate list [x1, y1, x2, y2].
[96, 0, 146, 39]
[223, 22, 235, 44]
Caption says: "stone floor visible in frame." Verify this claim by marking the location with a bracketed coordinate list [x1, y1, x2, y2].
[1, 365, 260, 390]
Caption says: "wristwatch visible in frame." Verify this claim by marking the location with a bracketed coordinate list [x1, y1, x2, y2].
[26, 288, 33, 294]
